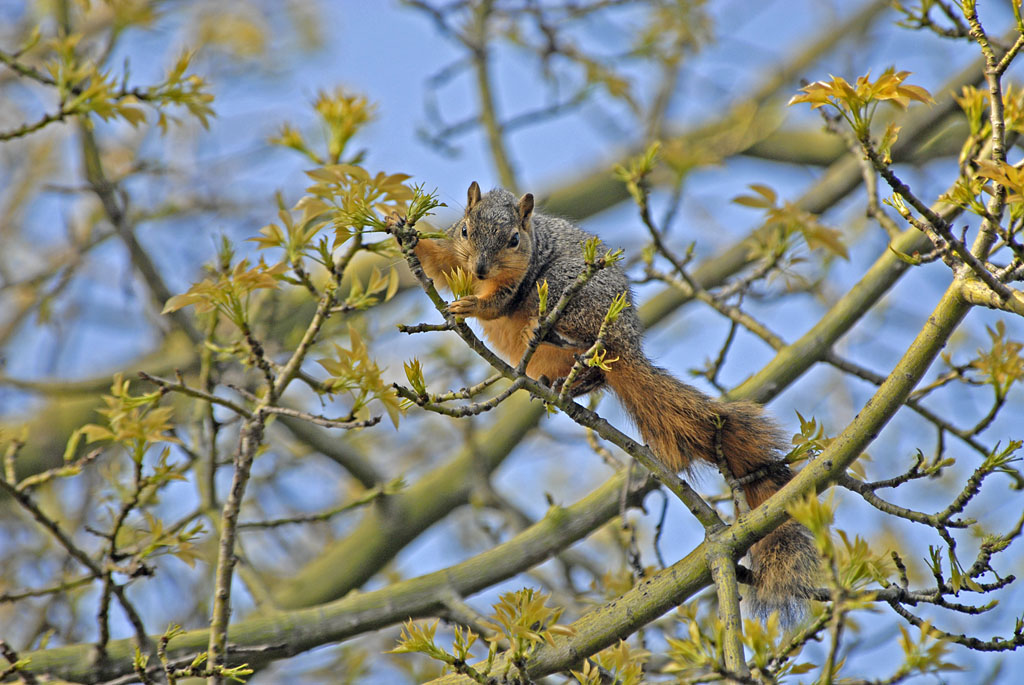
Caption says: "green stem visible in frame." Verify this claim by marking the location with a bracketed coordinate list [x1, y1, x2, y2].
[206, 411, 266, 684]
[470, 0, 518, 191]
[706, 541, 749, 679]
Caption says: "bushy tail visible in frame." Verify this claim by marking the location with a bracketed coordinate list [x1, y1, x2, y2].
[605, 353, 818, 620]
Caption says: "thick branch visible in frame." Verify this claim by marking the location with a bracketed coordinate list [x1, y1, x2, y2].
[19, 471, 657, 683]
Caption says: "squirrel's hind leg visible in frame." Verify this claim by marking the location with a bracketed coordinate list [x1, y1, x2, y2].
[551, 364, 606, 397]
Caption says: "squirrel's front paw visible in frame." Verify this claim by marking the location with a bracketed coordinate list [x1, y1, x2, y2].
[383, 212, 404, 234]
[448, 296, 480, 318]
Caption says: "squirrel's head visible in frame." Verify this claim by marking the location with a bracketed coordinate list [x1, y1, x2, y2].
[452, 181, 533, 281]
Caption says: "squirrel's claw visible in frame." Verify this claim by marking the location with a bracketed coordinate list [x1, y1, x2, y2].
[448, 296, 480, 317]
[385, 212, 419, 246]
[550, 366, 605, 397]
[383, 211, 404, 232]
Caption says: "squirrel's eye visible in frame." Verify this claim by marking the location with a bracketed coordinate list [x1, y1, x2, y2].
[461, 223, 468, 238]
[509, 232, 520, 248]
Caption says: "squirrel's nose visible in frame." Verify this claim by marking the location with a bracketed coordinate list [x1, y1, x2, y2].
[475, 261, 489, 279]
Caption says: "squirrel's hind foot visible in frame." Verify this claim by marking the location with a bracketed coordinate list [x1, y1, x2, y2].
[551, 365, 606, 397]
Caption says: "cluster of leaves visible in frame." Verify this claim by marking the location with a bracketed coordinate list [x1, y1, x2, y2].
[391, 621, 494, 682]
[586, 292, 630, 372]
[893, 622, 963, 681]
[613, 141, 661, 208]
[787, 412, 834, 467]
[317, 326, 403, 428]
[141, 49, 216, 131]
[71, 374, 176, 459]
[402, 358, 429, 400]
[941, 84, 1024, 232]
[250, 198, 332, 267]
[305, 166, 415, 245]
[172, 168, 435, 329]
[789, 495, 895, 593]
[261, 89, 442, 277]
[346, 264, 402, 311]
[251, 167, 414, 261]
[72, 375, 203, 569]
[733, 184, 849, 261]
[632, 0, 710, 64]
[134, 624, 253, 685]
[571, 640, 650, 685]
[444, 266, 476, 301]
[788, 67, 933, 141]
[481, 588, 575, 659]
[390, 589, 574, 680]
[971, 321, 1024, 401]
[47, 33, 147, 128]
[122, 508, 205, 571]
[975, 160, 1024, 208]
[4, 30, 214, 140]
[580, 235, 624, 267]
[788, 496, 969, 682]
[270, 89, 374, 164]
[162, 253, 287, 329]
[163, 79, 449, 434]
[314, 90, 375, 162]
[950, 84, 1024, 140]
[664, 604, 813, 681]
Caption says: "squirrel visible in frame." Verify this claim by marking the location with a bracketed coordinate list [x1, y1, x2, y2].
[409, 181, 819, 620]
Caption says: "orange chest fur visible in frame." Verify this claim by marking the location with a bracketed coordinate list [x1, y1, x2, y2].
[479, 312, 578, 382]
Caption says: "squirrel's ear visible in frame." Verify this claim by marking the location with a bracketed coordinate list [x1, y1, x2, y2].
[466, 181, 482, 213]
[518, 193, 534, 229]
